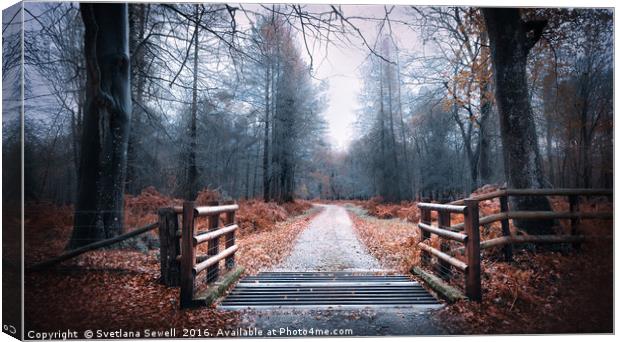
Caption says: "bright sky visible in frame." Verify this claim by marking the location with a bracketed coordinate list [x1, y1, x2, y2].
[239, 3, 388, 151]
[314, 43, 364, 151]
[302, 4, 415, 151]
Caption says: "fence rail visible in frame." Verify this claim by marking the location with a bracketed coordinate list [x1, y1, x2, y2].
[417, 188, 612, 302]
[28, 221, 159, 271]
[418, 199, 481, 301]
[159, 200, 239, 308]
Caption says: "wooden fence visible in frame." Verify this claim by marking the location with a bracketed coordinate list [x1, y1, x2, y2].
[158, 201, 239, 308]
[417, 188, 612, 302]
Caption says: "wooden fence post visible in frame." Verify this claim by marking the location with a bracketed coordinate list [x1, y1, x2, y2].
[569, 195, 581, 249]
[224, 201, 236, 270]
[206, 204, 221, 283]
[419, 208, 431, 266]
[437, 211, 451, 279]
[499, 193, 513, 262]
[464, 199, 481, 302]
[180, 201, 196, 308]
[158, 208, 181, 286]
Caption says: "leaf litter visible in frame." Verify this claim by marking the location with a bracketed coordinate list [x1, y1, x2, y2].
[345, 185, 613, 334]
[24, 187, 317, 333]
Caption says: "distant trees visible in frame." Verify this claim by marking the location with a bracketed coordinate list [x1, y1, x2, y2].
[248, 15, 326, 203]
[347, 36, 408, 202]
[16, 3, 614, 224]
[533, 9, 613, 189]
[324, 6, 612, 206]
[408, 7, 496, 193]
[340, 8, 503, 202]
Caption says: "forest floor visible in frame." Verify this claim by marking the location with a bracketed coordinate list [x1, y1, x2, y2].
[19, 186, 613, 335]
[233, 204, 446, 336]
[23, 188, 319, 335]
[344, 188, 613, 334]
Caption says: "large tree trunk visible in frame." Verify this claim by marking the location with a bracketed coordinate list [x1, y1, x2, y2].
[70, 4, 131, 248]
[482, 8, 553, 234]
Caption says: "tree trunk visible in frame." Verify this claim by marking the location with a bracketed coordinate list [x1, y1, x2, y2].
[482, 8, 553, 234]
[542, 66, 556, 186]
[477, 30, 492, 185]
[185, 7, 200, 200]
[244, 145, 251, 199]
[70, 3, 131, 248]
[395, 51, 412, 199]
[385, 41, 401, 202]
[378, 61, 388, 201]
[126, 3, 147, 195]
[252, 140, 260, 198]
[262, 64, 271, 202]
[578, 75, 592, 188]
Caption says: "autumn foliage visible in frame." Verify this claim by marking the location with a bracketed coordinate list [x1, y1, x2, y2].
[358, 197, 421, 222]
[24, 187, 317, 333]
[25, 187, 314, 264]
[348, 185, 613, 334]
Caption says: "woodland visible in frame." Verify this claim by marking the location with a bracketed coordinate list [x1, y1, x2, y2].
[1, 2, 614, 336]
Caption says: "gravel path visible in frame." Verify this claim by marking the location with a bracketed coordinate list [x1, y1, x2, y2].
[231, 204, 446, 336]
[272, 204, 383, 272]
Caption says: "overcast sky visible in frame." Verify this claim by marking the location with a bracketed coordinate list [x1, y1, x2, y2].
[283, 4, 420, 151]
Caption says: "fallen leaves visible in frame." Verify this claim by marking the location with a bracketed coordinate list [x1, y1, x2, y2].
[346, 184, 613, 334]
[348, 211, 419, 274]
[236, 208, 322, 274]
[437, 238, 613, 334]
[25, 249, 240, 333]
[357, 197, 421, 222]
[23, 187, 318, 335]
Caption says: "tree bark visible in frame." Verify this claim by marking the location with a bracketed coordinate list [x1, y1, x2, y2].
[482, 8, 553, 234]
[70, 3, 131, 248]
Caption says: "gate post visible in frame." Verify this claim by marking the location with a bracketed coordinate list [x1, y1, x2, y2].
[224, 200, 236, 270]
[464, 199, 481, 302]
[180, 201, 196, 308]
[158, 207, 181, 286]
[419, 208, 431, 266]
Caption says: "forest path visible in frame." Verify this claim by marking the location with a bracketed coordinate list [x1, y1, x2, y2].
[271, 204, 383, 272]
[226, 204, 446, 336]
